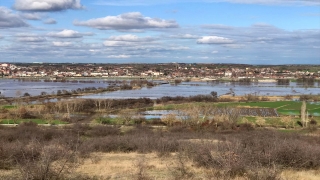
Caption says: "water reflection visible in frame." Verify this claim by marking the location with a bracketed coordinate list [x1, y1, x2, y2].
[80, 81, 320, 99]
[1, 79, 319, 98]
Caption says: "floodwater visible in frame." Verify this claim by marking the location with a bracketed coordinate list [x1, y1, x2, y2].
[0, 79, 109, 97]
[0, 79, 319, 98]
[80, 81, 319, 99]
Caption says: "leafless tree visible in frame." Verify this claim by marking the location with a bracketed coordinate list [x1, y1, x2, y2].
[301, 101, 307, 127]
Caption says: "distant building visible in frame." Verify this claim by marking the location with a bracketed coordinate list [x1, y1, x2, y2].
[224, 71, 232, 77]
[1, 63, 9, 67]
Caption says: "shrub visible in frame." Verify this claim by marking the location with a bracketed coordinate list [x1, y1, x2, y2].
[308, 119, 318, 131]
[88, 125, 120, 137]
[187, 130, 320, 174]
[284, 94, 293, 100]
[97, 117, 113, 124]
[310, 119, 317, 126]
[72, 123, 92, 136]
[260, 96, 270, 101]
[238, 123, 255, 131]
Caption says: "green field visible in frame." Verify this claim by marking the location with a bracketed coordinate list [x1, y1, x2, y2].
[215, 101, 320, 116]
[0, 119, 68, 125]
[1, 105, 16, 109]
[154, 101, 320, 117]
[240, 116, 316, 128]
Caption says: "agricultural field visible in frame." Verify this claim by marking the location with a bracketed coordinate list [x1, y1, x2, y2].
[218, 101, 320, 116]
[151, 100, 320, 117]
[149, 100, 320, 129]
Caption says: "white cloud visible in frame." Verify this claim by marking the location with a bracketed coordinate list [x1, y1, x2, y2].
[257, 37, 273, 41]
[103, 34, 156, 47]
[74, 12, 178, 30]
[15, 33, 46, 42]
[49, 29, 81, 38]
[19, 12, 43, 20]
[18, 37, 46, 42]
[89, 49, 100, 52]
[107, 55, 131, 58]
[0, 6, 28, 28]
[103, 41, 134, 46]
[168, 46, 190, 50]
[212, 50, 219, 54]
[197, 36, 234, 44]
[107, 34, 155, 42]
[43, 18, 57, 24]
[52, 41, 72, 47]
[223, 44, 245, 48]
[170, 34, 199, 39]
[14, 0, 83, 12]
[48, 29, 92, 38]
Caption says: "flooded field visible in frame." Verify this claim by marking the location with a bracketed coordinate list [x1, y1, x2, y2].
[1, 79, 319, 98]
[0, 79, 111, 97]
[80, 81, 319, 99]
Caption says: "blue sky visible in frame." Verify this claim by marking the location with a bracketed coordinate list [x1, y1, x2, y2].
[0, 0, 319, 64]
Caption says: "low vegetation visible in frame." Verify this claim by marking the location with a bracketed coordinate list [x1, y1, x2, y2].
[0, 93, 320, 179]
[0, 122, 319, 179]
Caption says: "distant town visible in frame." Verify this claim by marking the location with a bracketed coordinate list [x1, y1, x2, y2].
[1, 63, 319, 81]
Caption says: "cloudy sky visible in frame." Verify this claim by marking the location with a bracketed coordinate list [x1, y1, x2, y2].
[0, 0, 319, 64]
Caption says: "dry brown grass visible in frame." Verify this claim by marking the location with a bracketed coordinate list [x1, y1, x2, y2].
[281, 169, 320, 180]
[2, 151, 320, 180]
[1, 123, 320, 179]
[75, 152, 320, 180]
[75, 152, 206, 180]
[76, 153, 163, 179]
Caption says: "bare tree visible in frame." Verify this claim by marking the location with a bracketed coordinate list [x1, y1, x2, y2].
[281, 116, 294, 129]
[301, 101, 307, 127]
[118, 109, 137, 125]
[161, 114, 179, 126]
[17, 138, 82, 180]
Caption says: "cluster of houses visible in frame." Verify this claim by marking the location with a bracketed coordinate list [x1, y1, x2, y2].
[1, 63, 319, 80]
